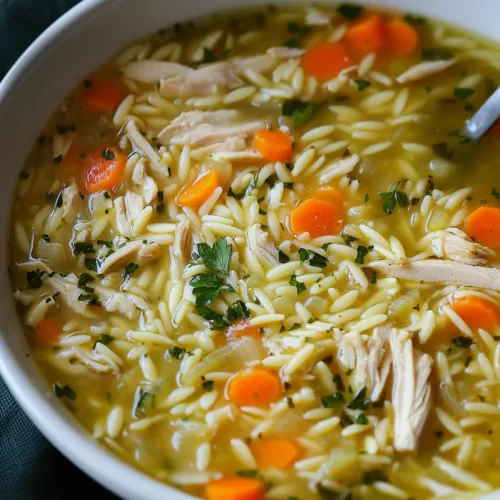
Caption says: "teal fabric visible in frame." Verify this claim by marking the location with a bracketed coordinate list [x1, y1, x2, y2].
[0, 1, 117, 498]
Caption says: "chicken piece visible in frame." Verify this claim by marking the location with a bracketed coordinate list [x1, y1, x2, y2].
[396, 59, 456, 84]
[125, 190, 144, 222]
[368, 259, 500, 291]
[160, 55, 276, 98]
[131, 159, 158, 204]
[157, 109, 265, 147]
[173, 219, 193, 266]
[122, 60, 193, 83]
[138, 242, 161, 263]
[126, 121, 169, 180]
[71, 345, 122, 375]
[390, 329, 433, 452]
[211, 150, 264, 164]
[336, 325, 392, 401]
[97, 239, 143, 274]
[96, 285, 147, 320]
[60, 182, 81, 222]
[267, 47, 306, 58]
[319, 154, 360, 185]
[246, 224, 280, 267]
[425, 228, 496, 265]
[305, 8, 331, 25]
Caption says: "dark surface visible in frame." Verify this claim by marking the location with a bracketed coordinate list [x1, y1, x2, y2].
[0, 1, 118, 498]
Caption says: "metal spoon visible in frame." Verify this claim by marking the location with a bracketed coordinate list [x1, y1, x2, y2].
[463, 87, 500, 140]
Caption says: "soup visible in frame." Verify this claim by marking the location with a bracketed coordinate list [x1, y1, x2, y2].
[9, 3, 500, 499]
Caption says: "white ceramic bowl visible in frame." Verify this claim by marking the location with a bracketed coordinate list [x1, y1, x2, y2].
[1, 0, 500, 498]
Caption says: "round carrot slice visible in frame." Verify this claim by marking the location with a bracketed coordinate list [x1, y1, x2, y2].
[251, 438, 302, 468]
[302, 43, 352, 81]
[290, 198, 344, 238]
[176, 170, 222, 208]
[453, 296, 499, 332]
[346, 15, 387, 57]
[386, 19, 419, 56]
[465, 206, 500, 250]
[82, 78, 127, 115]
[254, 129, 292, 162]
[205, 477, 265, 500]
[83, 147, 126, 193]
[34, 318, 63, 345]
[227, 368, 281, 407]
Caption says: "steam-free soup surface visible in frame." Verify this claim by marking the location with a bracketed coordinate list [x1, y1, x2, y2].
[10, 3, 500, 499]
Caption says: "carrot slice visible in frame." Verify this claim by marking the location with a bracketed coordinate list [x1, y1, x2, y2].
[465, 206, 500, 250]
[386, 19, 419, 56]
[205, 477, 265, 500]
[82, 78, 127, 115]
[228, 368, 281, 407]
[176, 170, 222, 208]
[346, 15, 387, 57]
[453, 296, 499, 332]
[34, 318, 62, 345]
[309, 187, 345, 206]
[83, 147, 126, 193]
[228, 321, 260, 341]
[290, 198, 344, 238]
[251, 439, 302, 468]
[254, 129, 292, 162]
[302, 43, 352, 81]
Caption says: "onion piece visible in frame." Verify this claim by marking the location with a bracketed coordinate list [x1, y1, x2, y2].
[37, 239, 67, 269]
[182, 337, 265, 386]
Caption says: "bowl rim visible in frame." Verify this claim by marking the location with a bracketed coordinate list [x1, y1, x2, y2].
[0, 1, 194, 498]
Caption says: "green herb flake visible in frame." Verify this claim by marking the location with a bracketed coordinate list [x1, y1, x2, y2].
[197, 238, 232, 275]
[364, 193, 369, 203]
[95, 334, 114, 347]
[422, 48, 453, 61]
[347, 387, 369, 410]
[355, 413, 369, 425]
[452, 336, 474, 348]
[134, 388, 155, 418]
[362, 470, 388, 485]
[74, 242, 95, 255]
[286, 396, 295, 408]
[492, 187, 500, 201]
[284, 37, 301, 49]
[202, 380, 214, 392]
[403, 13, 426, 25]
[169, 346, 186, 359]
[27, 270, 45, 289]
[322, 392, 345, 408]
[337, 3, 363, 20]
[298, 248, 309, 262]
[379, 183, 409, 214]
[354, 79, 371, 91]
[78, 273, 94, 288]
[53, 154, 63, 164]
[123, 262, 139, 280]
[77, 293, 101, 306]
[202, 47, 216, 63]
[355, 245, 369, 264]
[289, 274, 306, 294]
[236, 470, 258, 478]
[282, 100, 313, 127]
[227, 300, 250, 323]
[190, 273, 230, 306]
[102, 148, 115, 160]
[454, 87, 475, 101]
[333, 374, 345, 393]
[54, 384, 76, 400]
[465, 356, 472, 368]
[309, 251, 328, 268]
[84, 258, 98, 272]
[278, 250, 290, 263]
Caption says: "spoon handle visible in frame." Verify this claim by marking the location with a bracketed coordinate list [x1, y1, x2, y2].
[464, 87, 500, 140]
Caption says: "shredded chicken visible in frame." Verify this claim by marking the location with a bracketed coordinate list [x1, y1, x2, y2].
[336, 325, 392, 401]
[246, 224, 280, 267]
[160, 55, 275, 98]
[368, 259, 500, 291]
[72, 345, 121, 375]
[426, 228, 496, 265]
[267, 47, 306, 58]
[173, 219, 193, 265]
[126, 121, 169, 180]
[319, 154, 360, 185]
[131, 159, 159, 204]
[138, 242, 161, 263]
[157, 109, 265, 147]
[60, 182, 81, 222]
[390, 329, 433, 452]
[122, 60, 192, 83]
[396, 59, 457, 84]
[211, 150, 264, 164]
[97, 239, 143, 274]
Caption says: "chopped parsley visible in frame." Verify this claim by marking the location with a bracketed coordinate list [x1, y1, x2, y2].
[202, 47, 216, 63]
[77, 273, 94, 288]
[202, 380, 214, 392]
[197, 238, 232, 275]
[298, 248, 328, 268]
[74, 242, 95, 255]
[337, 3, 363, 20]
[492, 187, 500, 201]
[333, 374, 345, 393]
[53, 154, 63, 164]
[322, 392, 345, 407]
[190, 273, 232, 306]
[289, 274, 306, 294]
[77, 293, 100, 306]
[284, 37, 301, 49]
[282, 100, 313, 127]
[355, 245, 369, 264]
[27, 270, 45, 289]
[286, 396, 295, 408]
[134, 388, 155, 418]
[94, 334, 114, 347]
[123, 262, 139, 280]
[298, 248, 309, 262]
[84, 258, 98, 272]
[379, 183, 409, 214]
[287, 22, 311, 36]
[278, 250, 290, 263]
[453, 87, 475, 101]
[354, 79, 371, 91]
[452, 336, 474, 348]
[169, 346, 186, 359]
[54, 384, 76, 400]
[364, 193, 369, 203]
[355, 413, 369, 425]
[226, 300, 250, 323]
[347, 387, 369, 410]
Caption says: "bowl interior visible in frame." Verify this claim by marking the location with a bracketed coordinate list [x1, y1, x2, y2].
[1, 0, 500, 499]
